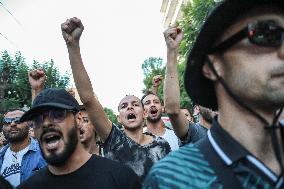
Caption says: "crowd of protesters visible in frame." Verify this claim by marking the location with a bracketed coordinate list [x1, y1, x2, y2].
[1, 0, 284, 188]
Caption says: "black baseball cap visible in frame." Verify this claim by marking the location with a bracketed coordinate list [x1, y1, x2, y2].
[21, 88, 80, 122]
[184, 0, 284, 111]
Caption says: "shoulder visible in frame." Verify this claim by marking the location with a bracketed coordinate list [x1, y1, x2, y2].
[18, 167, 49, 188]
[0, 144, 9, 155]
[90, 155, 140, 186]
[143, 144, 216, 188]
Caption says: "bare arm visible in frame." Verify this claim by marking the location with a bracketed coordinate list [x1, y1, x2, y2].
[163, 27, 189, 138]
[61, 17, 112, 141]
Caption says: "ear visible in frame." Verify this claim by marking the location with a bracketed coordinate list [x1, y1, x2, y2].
[75, 112, 83, 129]
[143, 109, 148, 120]
[161, 106, 165, 113]
[202, 55, 223, 81]
[117, 114, 121, 123]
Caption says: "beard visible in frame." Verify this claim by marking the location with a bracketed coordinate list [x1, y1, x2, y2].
[147, 113, 162, 123]
[40, 121, 78, 167]
[199, 107, 214, 124]
[3, 124, 29, 143]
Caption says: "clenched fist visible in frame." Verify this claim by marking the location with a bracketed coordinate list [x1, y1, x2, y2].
[61, 17, 84, 45]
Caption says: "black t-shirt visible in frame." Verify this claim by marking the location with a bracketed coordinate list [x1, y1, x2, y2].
[17, 155, 141, 189]
[103, 124, 171, 181]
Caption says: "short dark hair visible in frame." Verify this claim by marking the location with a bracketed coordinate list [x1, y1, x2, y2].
[118, 95, 144, 111]
[141, 91, 163, 106]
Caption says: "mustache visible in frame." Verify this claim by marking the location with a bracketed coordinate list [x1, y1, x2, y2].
[40, 127, 62, 141]
[271, 66, 284, 77]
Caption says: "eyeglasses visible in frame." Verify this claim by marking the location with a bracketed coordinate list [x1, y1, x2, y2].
[3, 117, 21, 125]
[32, 109, 75, 128]
[210, 20, 284, 53]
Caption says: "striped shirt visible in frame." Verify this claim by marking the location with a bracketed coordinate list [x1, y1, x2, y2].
[143, 119, 284, 189]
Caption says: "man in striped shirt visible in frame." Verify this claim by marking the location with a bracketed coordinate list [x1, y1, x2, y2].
[143, 0, 284, 188]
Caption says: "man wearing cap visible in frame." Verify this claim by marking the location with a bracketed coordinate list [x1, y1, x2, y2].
[143, 0, 284, 188]
[17, 89, 140, 189]
[0, 109, 46, 187]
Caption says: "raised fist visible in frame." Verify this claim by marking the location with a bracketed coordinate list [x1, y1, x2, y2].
[29, 68, 46, 90]
[152, 75, 163, 87]
[163, 26, 183, 51]
[61, 17, 84, 45]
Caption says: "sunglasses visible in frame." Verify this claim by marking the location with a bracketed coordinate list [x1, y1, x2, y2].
[210, 20, 284, 53]
[32, 109, 76, 129]
[3, 117, 22, 125]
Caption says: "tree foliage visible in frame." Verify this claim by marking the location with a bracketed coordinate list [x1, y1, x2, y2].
[0, 51, 70, 114]
[141, 57, 165, 100]
[104, 107, 119, 126]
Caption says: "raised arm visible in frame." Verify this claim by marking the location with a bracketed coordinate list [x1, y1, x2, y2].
[29, 68, 46, 102]
[163, 27, 189, 138]
[61, 17, 112, 141]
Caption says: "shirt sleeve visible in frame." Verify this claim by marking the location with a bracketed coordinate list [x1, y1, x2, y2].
[102, 124, 127, 151]
[180, 123, 207, 145]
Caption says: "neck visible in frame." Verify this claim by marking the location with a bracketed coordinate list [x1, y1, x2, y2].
[48, 142, 92, 175]
[199, 116, 212, 130]
[83, 138, 99, 155]
[124, 126, 147, 145]
[146, 120, 165, 136]
[10, 137, 30, 152]
[218, 95, 281, 174]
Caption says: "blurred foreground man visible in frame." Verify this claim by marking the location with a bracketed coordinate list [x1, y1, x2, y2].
[18, 89, 140, 189]
[144, 0, 284, 188]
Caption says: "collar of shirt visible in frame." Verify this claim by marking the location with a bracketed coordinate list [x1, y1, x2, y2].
[208, 118, 284, 187]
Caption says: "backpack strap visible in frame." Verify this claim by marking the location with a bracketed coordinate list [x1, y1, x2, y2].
[196, 136, 244, 189]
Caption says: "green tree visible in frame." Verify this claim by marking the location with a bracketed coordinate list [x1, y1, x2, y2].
[178, 0, 216, 57]
[104, 107, 119, 126]
[141, 57, 165, 100]
[0, 51, 70, 114]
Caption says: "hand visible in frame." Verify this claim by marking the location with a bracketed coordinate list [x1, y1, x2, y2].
[61, 17, 84, 45]
[152, 75, 163, 87]
[163, 26, 183, 51]
[29, 68, 46, 90]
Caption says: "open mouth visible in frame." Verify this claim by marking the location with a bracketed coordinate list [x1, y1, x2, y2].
[127, 113, 136, 121]
[42, 132, 62, 150]
[150, 109, 158, 114]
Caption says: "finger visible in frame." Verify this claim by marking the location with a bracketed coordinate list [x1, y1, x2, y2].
[164, 28, 177, 36]
[72, 17, 84, 29]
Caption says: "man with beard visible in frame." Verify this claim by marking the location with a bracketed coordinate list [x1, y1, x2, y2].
[144, 0, 284, 188]
[0, 109, 46, 187]
[141, 92, 179, 151]
[18, 88, 140, 189]
[61, 17, 171, 181]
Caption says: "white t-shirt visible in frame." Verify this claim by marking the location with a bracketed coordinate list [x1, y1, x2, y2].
[1, 146, 29, 187]
[161, 129, 179, 151]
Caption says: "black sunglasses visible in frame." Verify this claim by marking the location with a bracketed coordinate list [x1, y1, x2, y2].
[32, 109, 76, 129]
[3, 117, 22, 125]
[209, 20, 284, 53]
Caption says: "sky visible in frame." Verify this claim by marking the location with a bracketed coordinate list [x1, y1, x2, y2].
[0, 0, 167, 113]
